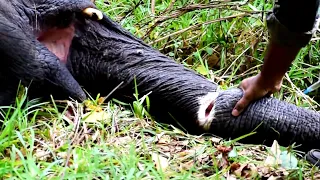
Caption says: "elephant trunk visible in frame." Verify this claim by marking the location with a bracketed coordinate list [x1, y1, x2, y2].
[210, 88, 320, 151]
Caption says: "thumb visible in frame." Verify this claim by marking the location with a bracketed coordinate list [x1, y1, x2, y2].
[232, 96, 250, 116]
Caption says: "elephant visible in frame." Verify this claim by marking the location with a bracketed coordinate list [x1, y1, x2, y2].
[1, 0, 319, 152]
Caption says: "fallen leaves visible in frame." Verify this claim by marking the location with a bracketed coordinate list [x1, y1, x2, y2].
[82, 98, 112, 124]
[22, 99, 317, 179]
[210, 140, 303, 180]
[155, 133, 189, 155]
[233, 163, 258, 178]
[263, 141, 298, 170]
[264, 140, 282, 167]
[107, 136, 132, 147]
[148, 132, 312, 180]
[82, 111, 111, 123]
[214, 144, 258, 179]
[151, 152, 169, 171]
[257, 140, 298, 179]
[216, 144, 233, 169]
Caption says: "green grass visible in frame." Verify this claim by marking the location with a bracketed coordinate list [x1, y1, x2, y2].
[0, 0, 320, 179]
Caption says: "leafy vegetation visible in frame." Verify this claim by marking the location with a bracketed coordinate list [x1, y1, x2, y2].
[0, 0, 319, 179]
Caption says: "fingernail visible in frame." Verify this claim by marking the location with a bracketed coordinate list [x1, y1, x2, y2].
[232, 109, 239, 116]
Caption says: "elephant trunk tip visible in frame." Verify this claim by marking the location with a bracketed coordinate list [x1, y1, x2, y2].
[197, 91, 220, 130]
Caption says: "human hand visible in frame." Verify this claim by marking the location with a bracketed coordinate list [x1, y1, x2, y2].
[231, 73, 282, 116]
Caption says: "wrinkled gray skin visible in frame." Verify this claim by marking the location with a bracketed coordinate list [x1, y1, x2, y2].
[213, 89, 320, 151]
[0, 0, 92, 104]
[1, 0, 320, 152]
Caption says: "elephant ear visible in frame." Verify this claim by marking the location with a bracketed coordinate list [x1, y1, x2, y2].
[0, 16, 86, 102]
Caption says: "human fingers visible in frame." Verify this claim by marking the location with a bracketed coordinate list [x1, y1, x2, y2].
[232, 94, 252, 116]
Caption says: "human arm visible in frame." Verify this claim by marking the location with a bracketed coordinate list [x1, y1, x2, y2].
[232, 0, 320, 116]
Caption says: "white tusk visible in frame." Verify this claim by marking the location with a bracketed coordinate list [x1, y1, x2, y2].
[83, 8, 103, 20]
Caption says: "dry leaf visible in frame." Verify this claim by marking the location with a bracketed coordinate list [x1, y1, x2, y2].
[35, 149, 49, 161]
[154, 132, 166, 143]
[176, 145, 203, 158]
[196, 65, 209, 76]
[230, 162, 241, 172]
[177, 150, 193, 158]
[137, 162, 145, 171]
[267, 176, 278, 180]
[97, 97, 106, 105]
[197, 154, 211, 165]
[211, 137, 222, 144]
[226, 175, 238, 180]
[215, 145, 233, 169]
[82, 111, 111, 123]
[57, 152, 68, 159]
[186, 56, 193, 65]
[217, 145, 233, 154]
[267, 175, 287, 180]
[157, 134, 171, 144]
[64, 107, 75, 121]
[171, 140, 189, 146]
[207, 53, 220, 68]
[264, 140, 281, 167]
[151, 153, 169, 171]
[179, 160, 194, 171]
[91, 130, 100, 141]
[84, 100, 103, 112]
[257, 166, 289, 179]
[156, 145, 171, 152]
[306, 173, 320, 180]
[258, 166, 272, 175]
[109, 136, 132, 146]
[233, 163, 258, 178]
[218, 153, 229, 169]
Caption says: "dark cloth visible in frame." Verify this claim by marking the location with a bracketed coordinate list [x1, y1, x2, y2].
[267, 0, 320, 47]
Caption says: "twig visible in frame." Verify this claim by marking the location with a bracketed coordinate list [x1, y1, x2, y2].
[100, 81, 124, 103]
[120, 0, 144, 22]
[284, 73, 320, 111]
[142, 1, 267, 40]
[60, 101, 83, 179]
[163, 0, 176, 14]
[149, 13, 250, 45]
[142, 3, 227, 39]
[136, 0, 175, 31]
[111, 109, 120, 134]
[77, 128, 93, 145]
[151, 0, 156, 15]
[234, 6, 270, 14]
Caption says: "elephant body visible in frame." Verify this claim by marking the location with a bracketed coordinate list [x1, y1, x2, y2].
[0, 0, 319, 152]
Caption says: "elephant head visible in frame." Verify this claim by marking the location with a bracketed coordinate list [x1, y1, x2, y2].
[0, 0, 100, 104]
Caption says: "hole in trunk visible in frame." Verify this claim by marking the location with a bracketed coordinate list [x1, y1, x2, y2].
[205, 102, 214, 117]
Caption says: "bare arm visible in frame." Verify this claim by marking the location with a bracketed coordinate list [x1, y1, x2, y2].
[259, 43, 301, 87]
[232, 0, 320, 116]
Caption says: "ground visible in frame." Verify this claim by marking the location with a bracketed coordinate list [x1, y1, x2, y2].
[0, 0, 320, 179]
